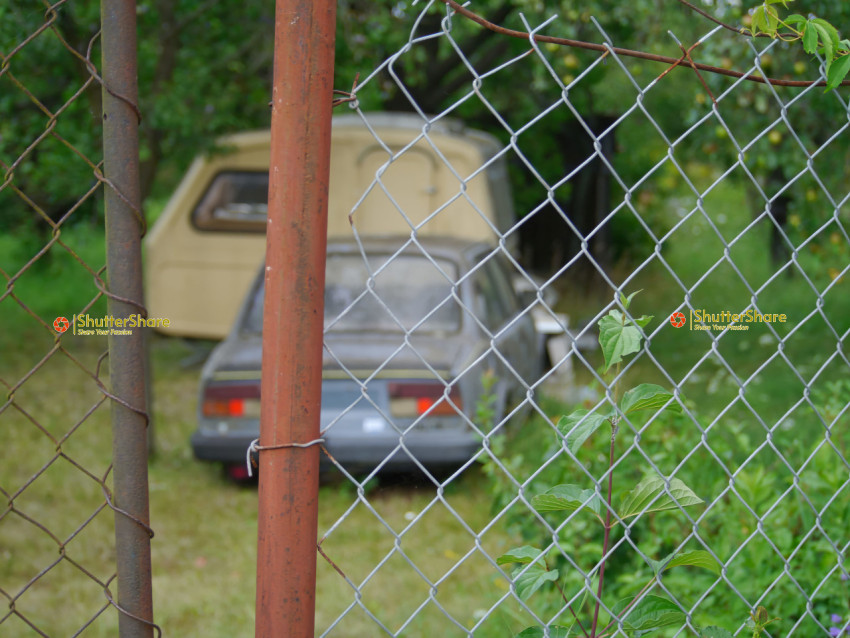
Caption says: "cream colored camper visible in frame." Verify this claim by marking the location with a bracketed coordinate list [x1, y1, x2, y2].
[145, 112, 514, 338]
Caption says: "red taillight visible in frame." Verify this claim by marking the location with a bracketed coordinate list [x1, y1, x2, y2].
[202, 382, 260, 418]
[226, 463, 252, 482]
[388, 382, 462, 417]
[202, 398, 245, 417]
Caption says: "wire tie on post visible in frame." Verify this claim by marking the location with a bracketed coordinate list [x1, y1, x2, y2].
[246, 437, 326, 477]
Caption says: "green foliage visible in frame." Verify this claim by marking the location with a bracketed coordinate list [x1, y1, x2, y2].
[746, 1, 850, 90]
[557, 409, 612, 455]
[0, 4, 103, 233]
[597, 289, 652, 373]
[481, 181, 850, 636]
[618, 476, 702, 520]
[619, 384, 680, 417]
[4, 0, 849, 275]
[812, 378, 850, 426]
[496, 292, 720, 637]
[532, 484, 604, 520]
[700, 627, 735, 638]
[610, 595, 685, 634]
[476, 368, 500, 432]
[746, 605, 781, 636]
[489, 291, 820, 637]
[516, 626, 573, 638]
[498, 547, 562, 600]
[486, 386, 846, 636]
[646, 549, 721, 577]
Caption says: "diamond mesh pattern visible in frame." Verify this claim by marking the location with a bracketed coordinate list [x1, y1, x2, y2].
[1, 4, 152, 635]
[315, 3, 850, 636]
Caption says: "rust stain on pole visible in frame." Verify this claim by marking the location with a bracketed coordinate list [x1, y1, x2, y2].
[101, 1, 155, 637]
[255, 0, 336, 636]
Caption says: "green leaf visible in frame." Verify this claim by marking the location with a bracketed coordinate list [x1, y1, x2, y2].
[784, 13, 807, 27]
[764, 4, 780, 32]
[752, 606, 770, 625]
[618, 477, 703, 520]
[611, 595, 685, 633]
[516, 626, 573, 638]
[574, 575, 598, 617]
[512, 563, 559, 600]
[633, 314, 653, 328]
[802, 23, 819, 54]
[498, 547, 560, 600]
[598, 310, 643, 372]
[751, 4, 780, 36]
[619, 289, 643, 309]
[811, 22, 834, 61]
[532, 484, 604, 520]
[811, 18, 840, 49]
[646, 549, 722, 576]
[556, 409, 612, 455]
[751, 6, 768, 34]
[497, 546, 544, 566]
[619, 383, 681, 416]
[700, 627, 735, 638]
[826, 53, 850, 90]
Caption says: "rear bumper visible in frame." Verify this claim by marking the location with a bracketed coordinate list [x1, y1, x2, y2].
[190, 427, 480, 471]
[191, 430, 257, 464]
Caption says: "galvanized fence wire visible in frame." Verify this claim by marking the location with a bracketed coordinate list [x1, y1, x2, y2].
[0, 4, 155, 636]
[315, 2, 850, 636]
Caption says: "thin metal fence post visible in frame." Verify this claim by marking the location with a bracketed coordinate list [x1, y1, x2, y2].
[101, 1, 155, 636]
[255, 1, 337, 636]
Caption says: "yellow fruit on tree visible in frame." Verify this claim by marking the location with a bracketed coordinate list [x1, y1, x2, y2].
[563, 54, 580, 69]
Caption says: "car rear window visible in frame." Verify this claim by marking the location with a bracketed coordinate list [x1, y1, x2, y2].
[191, 171, 268, 232]
[243, 253, 460, 334]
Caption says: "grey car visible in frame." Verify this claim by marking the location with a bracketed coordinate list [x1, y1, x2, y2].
[191, 236, 543, 476]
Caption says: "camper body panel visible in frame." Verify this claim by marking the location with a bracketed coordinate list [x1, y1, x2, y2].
[145, 114, 512, 338]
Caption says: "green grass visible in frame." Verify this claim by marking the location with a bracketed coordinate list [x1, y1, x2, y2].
[0, 224, 109, 356]
[0, 334, 531, 637]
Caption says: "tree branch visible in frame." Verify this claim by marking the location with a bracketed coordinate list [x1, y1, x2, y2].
[425, 2, 517, 84]
[674, 0, 766, 38]
[441, 0, 850, 88]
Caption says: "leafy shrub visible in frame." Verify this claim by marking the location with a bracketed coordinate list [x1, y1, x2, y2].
[482, 291, 846, 636]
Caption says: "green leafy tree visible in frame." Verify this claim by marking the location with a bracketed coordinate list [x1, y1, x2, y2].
[672, 1, 850, 274]
[2, 1, 847, 278]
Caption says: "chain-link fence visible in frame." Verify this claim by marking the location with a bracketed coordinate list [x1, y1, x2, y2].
[1, 2, 154, 636]
[3, 1, 849, 636]
[307, 2, 850, 637]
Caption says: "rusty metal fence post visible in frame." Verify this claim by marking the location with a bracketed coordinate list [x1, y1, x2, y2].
[254, 1, 337, 636]
[101, 1, 155, 636]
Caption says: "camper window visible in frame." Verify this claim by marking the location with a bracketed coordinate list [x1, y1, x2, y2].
[191, 171, 268, 232]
